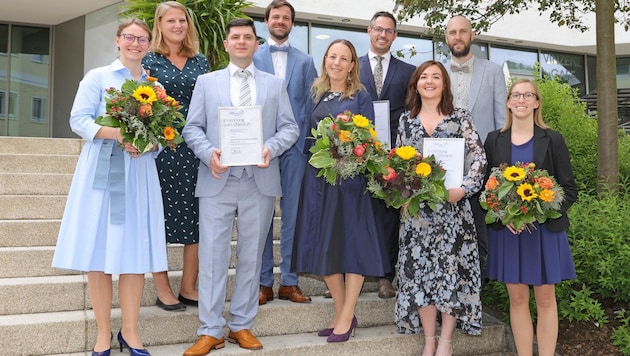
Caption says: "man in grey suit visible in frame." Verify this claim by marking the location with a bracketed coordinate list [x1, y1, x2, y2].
[359, 11, 416, 299]
[182, 18, 298, 356]
[253, 0, 317, 306]
[445, 15, 507, 280]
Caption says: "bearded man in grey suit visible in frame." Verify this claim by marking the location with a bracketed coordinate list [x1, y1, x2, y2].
[182, 18, 298, 356]
[253, 0, 317, 306]
[446, 15, 507, 282]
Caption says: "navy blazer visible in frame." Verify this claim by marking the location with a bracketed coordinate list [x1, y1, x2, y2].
[359, 54, 416, 145]
[254, 43, 318, 152]
[484, 125, 578, 232]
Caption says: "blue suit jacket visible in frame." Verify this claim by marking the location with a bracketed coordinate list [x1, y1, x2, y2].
[359, 54, 416, 145]
[254, 43, 317, 152]
[448, 58, 507, 142]
[183, 67, 299, 198]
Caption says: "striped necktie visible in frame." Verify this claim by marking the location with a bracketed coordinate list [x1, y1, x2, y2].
[237, 69, 252, 106]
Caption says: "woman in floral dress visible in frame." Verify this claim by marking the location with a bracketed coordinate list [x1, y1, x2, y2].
[395, 60, 487, 356]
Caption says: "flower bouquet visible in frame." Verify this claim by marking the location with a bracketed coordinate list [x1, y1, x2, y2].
[95, 77, 185, 153]
[479, 162, 565, 231]
[308, 110, 387, 185]
[366, 145, 449, 217]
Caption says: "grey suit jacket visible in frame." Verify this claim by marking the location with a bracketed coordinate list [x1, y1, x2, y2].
[183, 67, 299, 198]
[448, 58, 507, 142]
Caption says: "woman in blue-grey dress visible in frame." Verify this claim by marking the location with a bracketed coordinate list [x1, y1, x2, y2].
[395, 61, 486, 356]
[52, 19, 165, 356]
[143, 0, 210, 311]
[292, 39, 390, 343]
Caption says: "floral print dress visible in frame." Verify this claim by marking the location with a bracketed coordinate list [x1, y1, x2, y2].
[394, 108, 487, 335]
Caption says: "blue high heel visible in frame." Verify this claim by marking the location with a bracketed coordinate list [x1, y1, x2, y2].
[326, 316, 358, 343]
[319, 315, 357, 337]
[92, 332, 113, 355]
[118, 330, 151, 356]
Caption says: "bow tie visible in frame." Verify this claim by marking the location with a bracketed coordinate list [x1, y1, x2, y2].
[451, 64, 470, 73]
[270, 45, 289, 53]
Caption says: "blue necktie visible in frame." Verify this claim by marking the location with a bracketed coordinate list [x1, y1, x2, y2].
[270, 45, 289, 53]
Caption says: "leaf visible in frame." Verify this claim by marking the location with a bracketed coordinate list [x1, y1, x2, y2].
[94, 115, 121, 127]
[309, 150, 336, 168]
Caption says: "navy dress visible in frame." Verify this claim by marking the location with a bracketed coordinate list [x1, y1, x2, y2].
[143, 53, 210, 244]
[486, 138, 576, 285]
[291, 90, 390, 277]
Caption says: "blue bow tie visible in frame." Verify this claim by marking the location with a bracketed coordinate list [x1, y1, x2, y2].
[270, 45, 290, 53]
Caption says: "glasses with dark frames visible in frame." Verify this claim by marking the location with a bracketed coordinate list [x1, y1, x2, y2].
[119, 33, 150, 45]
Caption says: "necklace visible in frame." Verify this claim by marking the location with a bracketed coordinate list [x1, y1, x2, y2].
[323, 91, 342, 102]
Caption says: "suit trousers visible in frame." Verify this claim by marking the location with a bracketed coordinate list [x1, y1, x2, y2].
[260, 145, 308, 287]
[197, 174, 276, 339]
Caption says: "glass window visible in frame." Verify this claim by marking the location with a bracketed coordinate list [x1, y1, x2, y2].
[0, 90, 17, 118]
[391, 32, 433, 66]
[586, 56, 596, 94]
[435, 41, 490, 64]
[253, 18, 310, 55]
[617, 57, 630, 89]
[31, 96, 46, 123]
[310, 24, 366, 73]
[540, 50, 586, 95]
[490, 45, 538, 81]
[0, 24, 6, 135]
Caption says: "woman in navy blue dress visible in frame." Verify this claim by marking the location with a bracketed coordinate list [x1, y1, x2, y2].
[143, 1, 210, 310]
[292, 39, 390, 343]
[484, 79, 577, 356]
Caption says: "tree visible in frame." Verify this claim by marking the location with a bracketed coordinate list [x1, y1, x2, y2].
[121, 0, 252, 69]
[393, 0, 628, 193]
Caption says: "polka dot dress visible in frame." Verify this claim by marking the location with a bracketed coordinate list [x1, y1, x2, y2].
[143, 52, 210, 244]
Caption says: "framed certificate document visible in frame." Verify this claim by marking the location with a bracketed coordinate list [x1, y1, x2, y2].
[373, 100, 391, 148]
[423, 138, 465, 189]
[218, 106, 263, 166]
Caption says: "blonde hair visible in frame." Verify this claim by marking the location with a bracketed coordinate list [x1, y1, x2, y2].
[502, 78, 550, 132]
[311, 39, 365, 102]
[150, 1, 200, 58]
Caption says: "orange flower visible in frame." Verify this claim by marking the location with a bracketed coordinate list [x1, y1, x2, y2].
[485, 176, 499, 190]
[139, 104, 153, 117]
[339, 130, 353, 142]
[539, 189, 555, 202]
[535, 176, 554, 189]
[163, 126, 175, 141]
[147, 76, 158, 82]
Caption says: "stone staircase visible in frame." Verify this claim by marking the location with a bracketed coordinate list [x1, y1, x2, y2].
[0, 136, 514, 355]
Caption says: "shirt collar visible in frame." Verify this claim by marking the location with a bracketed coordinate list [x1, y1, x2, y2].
[228, 62, 256, 77]
[368, 50, 392, 62]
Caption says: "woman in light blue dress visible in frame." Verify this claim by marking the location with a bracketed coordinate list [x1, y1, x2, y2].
[52, 18, 166, 356]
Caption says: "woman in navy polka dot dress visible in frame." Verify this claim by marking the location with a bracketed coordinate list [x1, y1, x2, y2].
[143, 1, 210, 311]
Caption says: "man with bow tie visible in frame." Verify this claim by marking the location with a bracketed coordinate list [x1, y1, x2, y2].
[445, 15, 507, 283]
[253, 0, 318, 306]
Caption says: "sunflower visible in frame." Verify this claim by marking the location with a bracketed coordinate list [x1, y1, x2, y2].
[503, 165, 526, 181]
[517, 183, 538, 201]
[396, 146, 417, 160]
[132, 85, 158, 105]
[163, 126, 175, 141]
[416, 162, 432, 177]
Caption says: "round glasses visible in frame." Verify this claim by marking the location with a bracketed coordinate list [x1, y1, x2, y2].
[509, 92, 538, 101]
[119, 33, 150, 46]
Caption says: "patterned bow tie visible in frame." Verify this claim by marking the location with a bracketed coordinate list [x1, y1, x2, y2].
[451, 64, 470, 73]
[270, 45, 290, 53]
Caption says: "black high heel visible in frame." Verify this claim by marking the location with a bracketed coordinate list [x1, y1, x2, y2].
[118, 330, 150, 356]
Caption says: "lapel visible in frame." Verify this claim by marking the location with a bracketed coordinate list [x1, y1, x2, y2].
[496, 128, 512, 164]
[382, 56, 397, 96]
[469, 59, 484, 112]
[284, 47, 297, 88]
[217, 69, 232, 106]
[253, 68, 268, 106]
[257, 44, 275, 74]
[359, 55, 378, 98]
[533, 125, 550, 167]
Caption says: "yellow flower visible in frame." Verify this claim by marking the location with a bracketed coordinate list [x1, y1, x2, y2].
[369, 127, 377, 137]
[132, 85, 158, 105]
[517, 183, 538, 201]
[504, 166, 526, 181]
[539, 189, 555, 202]
[164, 126, 175, 141]
[339, 130, 353, 142]
[416, 162, 432, 177]
[396, 146, 417, 160]
[374, 140, 382, 150]
[352, 114, 369, 128]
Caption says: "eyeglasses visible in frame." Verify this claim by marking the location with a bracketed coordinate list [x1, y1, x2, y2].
[509, 92, 538, 101]
[119, 33, 150, 45]
[371, 27, 395, 36]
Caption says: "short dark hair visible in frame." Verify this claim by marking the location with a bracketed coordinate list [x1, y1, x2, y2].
[265, 0, 295, 22]
[226, 18, 257, 37]
[370, 11, 397, 30]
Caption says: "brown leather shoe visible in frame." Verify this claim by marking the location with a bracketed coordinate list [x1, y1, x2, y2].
[259, 285, 273, 305]
[278, 285, 312, 303]
[227, 329, 263, 350]
[377, 278, 396, 299]
[183, 335, 225, 356]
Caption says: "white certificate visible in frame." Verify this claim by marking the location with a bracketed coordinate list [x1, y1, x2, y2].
[373, 100, 391, 148]
[423, 138, 465, 189]
[218, 106, 263, 166]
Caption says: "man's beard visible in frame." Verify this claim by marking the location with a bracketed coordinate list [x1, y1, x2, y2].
[270, 28, 290, 41]
[449, 42, 471, 59]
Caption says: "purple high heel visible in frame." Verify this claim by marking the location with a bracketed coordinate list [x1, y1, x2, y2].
[317, 327, 334, 337]
[326, 316, 358, 343]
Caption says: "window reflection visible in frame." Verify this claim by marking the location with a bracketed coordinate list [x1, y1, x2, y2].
[540, 51, 585, 95]
[489, 45, 538, 81]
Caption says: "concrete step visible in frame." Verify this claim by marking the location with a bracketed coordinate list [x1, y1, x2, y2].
[0, 220, 60, 247]
[0, 137, 83, 156]
[0, 173, 73, 195]
[0, 153, 79, 174]
[2, 294, 509, 355]
[0, 195, 67, 220]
